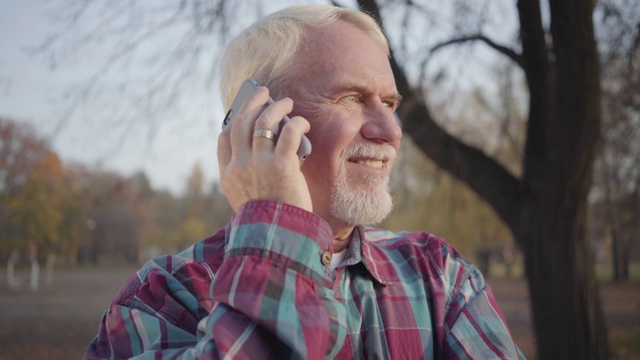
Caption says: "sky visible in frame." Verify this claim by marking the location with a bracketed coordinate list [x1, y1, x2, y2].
[0, 0, 309, 195]
[0, 1, 205, 194]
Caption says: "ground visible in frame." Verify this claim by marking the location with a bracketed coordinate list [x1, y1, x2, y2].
[0, 268, 638, 359]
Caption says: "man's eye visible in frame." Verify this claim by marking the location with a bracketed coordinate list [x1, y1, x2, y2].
[383, 100, 397, 111]
[343, 95, 359, 103]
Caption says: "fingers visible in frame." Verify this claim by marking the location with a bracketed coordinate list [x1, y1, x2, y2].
[274, 115, 310, 160]
[252, 97, 294, 157]
[217, 130, 231, 170]
[227, 87, 270, 162]
[223, 87, 296, 161]
[216, 88, 312, 212]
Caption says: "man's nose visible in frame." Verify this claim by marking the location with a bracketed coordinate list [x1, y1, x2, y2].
[361, 102, 403, 144]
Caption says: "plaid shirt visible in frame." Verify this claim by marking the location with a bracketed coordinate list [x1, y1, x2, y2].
[86, 200, 524, 359]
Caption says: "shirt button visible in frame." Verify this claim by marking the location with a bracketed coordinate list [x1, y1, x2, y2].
[321, 251, 332, 266]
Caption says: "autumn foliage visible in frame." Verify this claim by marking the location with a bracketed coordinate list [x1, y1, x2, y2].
[0, 118, 232, 267]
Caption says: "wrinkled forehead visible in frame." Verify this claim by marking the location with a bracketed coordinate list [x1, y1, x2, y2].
[294, 22, 396, 89]
[302, 20, 389, 57]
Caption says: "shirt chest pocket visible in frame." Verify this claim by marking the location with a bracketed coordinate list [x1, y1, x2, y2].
[343, 276, 435, 358]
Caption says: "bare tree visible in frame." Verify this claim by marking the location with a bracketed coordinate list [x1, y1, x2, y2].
[359, 0, 609, 358]
[30, 1, 275, 147]
[594, 0, 640, 281]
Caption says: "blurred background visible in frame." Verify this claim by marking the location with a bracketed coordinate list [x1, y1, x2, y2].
[1, 0, 638, 359]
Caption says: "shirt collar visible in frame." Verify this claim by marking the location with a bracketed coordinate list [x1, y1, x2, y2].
[345, 226, 400, 285]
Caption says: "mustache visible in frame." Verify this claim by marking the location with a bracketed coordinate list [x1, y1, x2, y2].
[340, 143, 397, 162]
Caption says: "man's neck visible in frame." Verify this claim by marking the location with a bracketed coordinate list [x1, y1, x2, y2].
[331, 222, 355, 253]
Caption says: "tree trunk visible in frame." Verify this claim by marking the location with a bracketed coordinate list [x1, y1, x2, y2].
[45, 253, 56, 288]
[6, 251, 19, 289]
[29, 244, 39, 291]
[621, 238, 630, 280]
[606, 191, 622, 280]
[529, 1, 609, 355]
[602, 135, 622, 280]
[30, 259, 40, 291]
[518, 194, 608, 359]
[612, 231, 622, 280]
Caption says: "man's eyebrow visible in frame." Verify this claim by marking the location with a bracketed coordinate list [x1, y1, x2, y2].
[333, 84, 368, 94]
[389, 92, 403, 105]
[334, 85, 403, 103]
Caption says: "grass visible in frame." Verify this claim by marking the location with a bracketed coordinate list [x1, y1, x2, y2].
[610, 331, 640, 359]
[595, 262, 640, 282]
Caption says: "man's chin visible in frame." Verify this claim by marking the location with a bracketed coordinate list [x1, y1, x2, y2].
[330, 186, 394, 227]
[347, 171, 390, 187]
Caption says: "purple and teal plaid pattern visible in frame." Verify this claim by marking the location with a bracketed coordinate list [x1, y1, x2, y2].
[85, 200, 524, 359]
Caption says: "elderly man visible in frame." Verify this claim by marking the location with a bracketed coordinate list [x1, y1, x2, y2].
[86, 5, 523, 359]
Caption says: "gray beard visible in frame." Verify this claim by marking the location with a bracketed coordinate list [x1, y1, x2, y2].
[330, 144, 395, 226]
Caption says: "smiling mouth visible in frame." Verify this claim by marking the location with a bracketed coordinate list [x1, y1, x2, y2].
[342, 144, 397, 171]
[350, 158, 387, 169]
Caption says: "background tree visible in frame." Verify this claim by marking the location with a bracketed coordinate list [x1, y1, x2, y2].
[70, 167, 148, 264]
[131, 163, 232, 255]
[0, 118, 85, 286]
[0, 117, 233, 271]
[591, 0, 640, 281]
[358, 0, 609, 357]
[384, 88, 518, 276]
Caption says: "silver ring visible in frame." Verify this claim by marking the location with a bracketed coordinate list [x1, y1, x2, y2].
[253, 129, 276, 142]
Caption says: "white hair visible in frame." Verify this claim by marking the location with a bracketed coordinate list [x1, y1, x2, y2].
[219, 5, 389, 110]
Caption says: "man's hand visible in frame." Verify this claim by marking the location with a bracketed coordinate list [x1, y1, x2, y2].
[217, 86, 312, 213]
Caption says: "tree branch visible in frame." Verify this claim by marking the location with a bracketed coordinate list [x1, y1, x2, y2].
[358, 0, 523, 235]
[430, 34, 525, 69]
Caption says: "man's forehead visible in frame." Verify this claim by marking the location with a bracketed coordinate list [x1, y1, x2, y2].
[303, 20, 384, 52]
[299, 24, 391, 70]
[288, 20, 397, 97]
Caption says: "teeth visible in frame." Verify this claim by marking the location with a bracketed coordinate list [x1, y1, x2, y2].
[356, 159, 384, 168]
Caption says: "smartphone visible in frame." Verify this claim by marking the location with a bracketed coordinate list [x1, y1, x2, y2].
[223, 79, 312, 164]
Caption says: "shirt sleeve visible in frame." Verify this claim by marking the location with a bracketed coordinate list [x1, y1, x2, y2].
[84, 200, 348, 360]
[443, 267, 526, 359]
